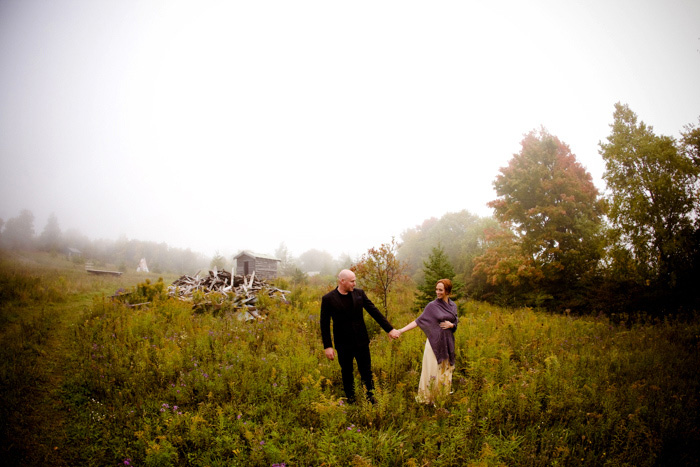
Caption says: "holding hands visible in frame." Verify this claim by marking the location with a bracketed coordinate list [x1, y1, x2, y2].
[392, 319, 453, 340]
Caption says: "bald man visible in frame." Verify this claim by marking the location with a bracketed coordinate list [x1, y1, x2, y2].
[320, 269, 400, 403]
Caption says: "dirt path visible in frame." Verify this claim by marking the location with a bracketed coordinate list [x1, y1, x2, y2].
[2, 302, 85, 466]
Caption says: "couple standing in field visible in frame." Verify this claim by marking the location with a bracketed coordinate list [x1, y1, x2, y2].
[320, 269, 458, 405]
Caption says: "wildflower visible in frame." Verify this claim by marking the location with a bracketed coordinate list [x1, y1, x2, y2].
[124, 459, 132, 465]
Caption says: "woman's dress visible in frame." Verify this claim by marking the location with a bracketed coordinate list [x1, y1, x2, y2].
[415, 298, 458, 404]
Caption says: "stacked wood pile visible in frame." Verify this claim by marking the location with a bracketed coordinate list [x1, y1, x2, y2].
[167, 269, 290, 317]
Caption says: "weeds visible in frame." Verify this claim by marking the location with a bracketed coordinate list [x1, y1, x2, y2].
[1, 252, 699, 466]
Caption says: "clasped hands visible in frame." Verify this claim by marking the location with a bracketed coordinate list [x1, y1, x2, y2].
[389, 320, 453, 341]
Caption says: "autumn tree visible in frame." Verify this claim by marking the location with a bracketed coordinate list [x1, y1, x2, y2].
[599, 103, 700, 311]
[470, 224, 544, 305]
[351, 238, 407, 317]
[478, 129, 604, 309]
[414, 244, 461, 311]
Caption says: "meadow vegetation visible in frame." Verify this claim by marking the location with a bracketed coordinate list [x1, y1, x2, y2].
[1, 251, 699, 466]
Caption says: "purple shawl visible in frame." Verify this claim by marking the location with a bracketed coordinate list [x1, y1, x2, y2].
[415, 298, 458, 366]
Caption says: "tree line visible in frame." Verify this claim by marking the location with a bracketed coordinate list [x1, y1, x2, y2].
[0, 211, 207, 274]
[400, 103, 700, 316]
[3, 103, 698, 316]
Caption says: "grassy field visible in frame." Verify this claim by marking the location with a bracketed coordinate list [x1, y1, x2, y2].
[1, 251, 699, 466]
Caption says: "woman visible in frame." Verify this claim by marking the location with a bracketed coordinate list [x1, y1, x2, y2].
[398, 279, 458, 404]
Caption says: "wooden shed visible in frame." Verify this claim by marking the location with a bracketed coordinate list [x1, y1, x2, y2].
[233, 251, 281, 279]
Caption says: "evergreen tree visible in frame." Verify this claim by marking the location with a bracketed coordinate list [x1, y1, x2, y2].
[414, 244, 461, 311]
[38, 213, 62, 253]
[210, 251, 226, 270]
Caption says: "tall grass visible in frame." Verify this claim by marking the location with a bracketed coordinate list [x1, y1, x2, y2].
[2, 253, 699, 466]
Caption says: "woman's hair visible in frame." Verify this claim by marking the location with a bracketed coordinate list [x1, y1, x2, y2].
[437, 278, 453, 295]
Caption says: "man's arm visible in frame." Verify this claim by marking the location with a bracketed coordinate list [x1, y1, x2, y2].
[320, 295, 334, 350]
[358, 289, 398, 337]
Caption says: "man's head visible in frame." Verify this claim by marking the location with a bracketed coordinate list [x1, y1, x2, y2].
[337, 269, 356, 294]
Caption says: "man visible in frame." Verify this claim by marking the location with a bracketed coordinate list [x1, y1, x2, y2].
[320, 269, 400, 403]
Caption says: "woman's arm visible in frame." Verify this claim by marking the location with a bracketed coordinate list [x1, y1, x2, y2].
[398, 320, 418, 335]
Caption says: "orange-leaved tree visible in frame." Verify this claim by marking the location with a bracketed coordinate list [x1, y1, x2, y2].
[474, 128, 604, 310]
[351, 238, 407, 318]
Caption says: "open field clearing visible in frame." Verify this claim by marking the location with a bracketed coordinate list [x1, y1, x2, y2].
[1, 251, 698, 466]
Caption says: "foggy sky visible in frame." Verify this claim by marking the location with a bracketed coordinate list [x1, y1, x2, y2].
[1, 0, 699, 260]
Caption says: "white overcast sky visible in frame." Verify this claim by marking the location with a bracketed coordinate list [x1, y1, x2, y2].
[1, 0, 699, 260]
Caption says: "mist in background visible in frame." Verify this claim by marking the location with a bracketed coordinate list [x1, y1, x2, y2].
[1, 0, 699, 260]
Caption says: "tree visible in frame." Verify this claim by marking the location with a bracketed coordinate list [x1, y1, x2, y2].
[298, 249, 335, 275]
[479, 128, 604, 309]
[599, 103, 700, 310]
[1, 209, 35, 250]
[274, 242, 298, 276]
[399, 210, 496, 284]
[470, 223, 544, 305]
[334, 253, 355, 272]
[679, 117, 700, 167]
[38, 213, 62, 253]
[351, 238, 407, 317]
[414, 244, 461, 311]
[210, 251, 226, 270]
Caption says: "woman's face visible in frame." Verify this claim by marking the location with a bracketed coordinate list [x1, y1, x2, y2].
[435, 282, 447, 301]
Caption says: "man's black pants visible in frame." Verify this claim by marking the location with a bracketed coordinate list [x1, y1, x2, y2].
[336, 344, 374, 402]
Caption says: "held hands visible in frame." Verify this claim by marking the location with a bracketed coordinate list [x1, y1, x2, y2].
[388, 329, 401, 340]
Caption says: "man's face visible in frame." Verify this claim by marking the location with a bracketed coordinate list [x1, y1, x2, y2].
[339, 273, 356, 293]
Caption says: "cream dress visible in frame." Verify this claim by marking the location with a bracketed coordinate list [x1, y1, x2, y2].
[416, 338, 455, 404]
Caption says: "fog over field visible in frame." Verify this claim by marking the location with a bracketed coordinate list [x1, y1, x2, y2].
[1, 0, 699, 259]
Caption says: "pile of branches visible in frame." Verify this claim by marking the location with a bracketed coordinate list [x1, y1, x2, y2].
[168, 269, 290, 316]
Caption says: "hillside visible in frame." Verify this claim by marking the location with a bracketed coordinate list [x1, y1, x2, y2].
[1, 251, 699, 466]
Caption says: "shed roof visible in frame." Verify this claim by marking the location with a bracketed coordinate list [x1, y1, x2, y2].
[234, 250, 281, 261]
